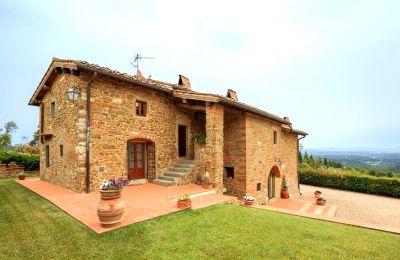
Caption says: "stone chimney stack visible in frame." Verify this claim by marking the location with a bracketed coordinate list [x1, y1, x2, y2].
[226, 89, 238, 101]
[178, 75, 191, 89]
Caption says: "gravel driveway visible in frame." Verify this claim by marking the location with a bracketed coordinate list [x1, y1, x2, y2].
[300, 184, 400, 230]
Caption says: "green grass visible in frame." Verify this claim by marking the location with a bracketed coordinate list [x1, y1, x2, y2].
[1, 179, 399, 259]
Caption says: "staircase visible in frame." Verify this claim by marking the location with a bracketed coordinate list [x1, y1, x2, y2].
[153, 160, 197, 186]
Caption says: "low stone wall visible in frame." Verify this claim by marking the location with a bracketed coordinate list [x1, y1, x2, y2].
[0, 163, 25, 178]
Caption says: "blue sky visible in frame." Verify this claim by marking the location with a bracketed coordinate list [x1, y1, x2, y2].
[1, 0, 399, 151]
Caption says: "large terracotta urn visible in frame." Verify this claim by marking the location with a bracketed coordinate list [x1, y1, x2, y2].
[97, 189, 126, 225]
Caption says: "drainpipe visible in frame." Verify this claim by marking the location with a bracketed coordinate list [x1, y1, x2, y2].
[85, 72, 97, 193]
[297, 135, 306, 194]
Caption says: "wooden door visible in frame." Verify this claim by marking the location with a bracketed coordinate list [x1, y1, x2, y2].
[268, 169, 275, 199]
[178, 125, 187, 157]
[128, 142, 145, 179]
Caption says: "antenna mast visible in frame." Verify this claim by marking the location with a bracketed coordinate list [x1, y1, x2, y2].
[130, 53, 154, 75]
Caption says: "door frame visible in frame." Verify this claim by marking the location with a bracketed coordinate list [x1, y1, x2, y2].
[127, 141, 147, 179]
[268, 168, 275, 199]
[177, 124, 188, 158]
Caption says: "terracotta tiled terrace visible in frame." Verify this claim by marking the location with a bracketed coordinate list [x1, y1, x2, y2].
[17, 178, 236, 233]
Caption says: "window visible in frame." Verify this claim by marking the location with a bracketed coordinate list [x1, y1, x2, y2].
[273, 131, 278, 144]
[59, 145, 63, 157]
[257, 182, 262, 191]
[45, 145, 50, 167]
[225, 167, 234, 179]
[51, 101, 56, 117]
[135, 101, 147, 117]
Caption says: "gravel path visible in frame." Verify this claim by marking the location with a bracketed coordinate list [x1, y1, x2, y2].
[300, 184, 400, 229]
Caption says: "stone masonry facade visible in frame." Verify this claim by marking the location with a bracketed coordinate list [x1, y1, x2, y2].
[32, 59, 305, 203]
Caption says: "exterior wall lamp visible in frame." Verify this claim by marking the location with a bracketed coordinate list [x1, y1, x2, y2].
[67, 87, 81, 101]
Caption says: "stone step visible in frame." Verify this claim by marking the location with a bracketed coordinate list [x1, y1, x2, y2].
[174, 164, 195, 169]
[178, 160, 197, 165]
[168, 167, 188, 173]
[153, 179, 175, 187]
[158, 175, 180, 183]
[164, 171, 186, 178]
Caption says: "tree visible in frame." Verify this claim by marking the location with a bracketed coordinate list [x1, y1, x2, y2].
[298, 151, 303, 163]
[0, 121, 18, 149]
[323, 158, 328, 166]
[29, 129, 39, 147]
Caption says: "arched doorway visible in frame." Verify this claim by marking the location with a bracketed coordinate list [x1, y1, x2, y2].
[267, 165, 281, 200]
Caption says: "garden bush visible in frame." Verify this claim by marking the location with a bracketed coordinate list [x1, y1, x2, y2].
[300, 168, 400, 198]
[0, 151, 39, 171]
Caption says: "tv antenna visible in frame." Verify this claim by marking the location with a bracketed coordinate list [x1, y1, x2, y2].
[130, 53, 154, 74]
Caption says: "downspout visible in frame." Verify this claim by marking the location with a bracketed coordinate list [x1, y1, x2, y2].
[297, 135, 306, 194]
[85, 72, 97, 193]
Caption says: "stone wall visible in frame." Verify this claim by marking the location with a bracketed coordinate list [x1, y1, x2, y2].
[40, 72, 87, 192]
[88, 74, 194, 190]
[205, 103, 224, 191]
[223, 110, 247, 197]
[244, 113, 300, 204]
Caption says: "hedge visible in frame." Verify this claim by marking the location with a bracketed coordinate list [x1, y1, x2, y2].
[0, 151, 40, 171]
[300, 169, 400, 198]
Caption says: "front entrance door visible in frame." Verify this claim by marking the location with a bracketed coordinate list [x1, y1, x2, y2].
[268, 168, 275, 199]
[128, 142, 145, 179]
[178, 125, 187, 157]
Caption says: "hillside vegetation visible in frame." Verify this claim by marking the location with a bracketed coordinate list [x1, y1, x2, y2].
[299, 152, 400, 198]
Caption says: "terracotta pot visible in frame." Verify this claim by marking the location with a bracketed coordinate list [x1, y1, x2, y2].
[177, 199, 192, 209]
[202, 183, 213, 189]
[196, 179, 203, 185]
[18, 175, 25, 180]
[314, 191, 322, 198]
[97, 189, 125, 225]
[316, 198, 326, 206]
[281, 188, 289, 199]
[244, 200, 254, 206]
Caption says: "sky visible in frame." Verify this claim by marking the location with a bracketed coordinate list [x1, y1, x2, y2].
[0, 0, 399, 151]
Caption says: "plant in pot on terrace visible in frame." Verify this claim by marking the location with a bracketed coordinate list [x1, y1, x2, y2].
[314, 190, 322, 198]
[17, 171, 25, 180]
[177, 193, 192, 209]
[202, 178, 213, 189]
[97, 177, 129, 226]
[243, 195, 256, 206]
[316, 197, 326, 206]
[195, 173, 204, 185]
[281, 175, 289, 199]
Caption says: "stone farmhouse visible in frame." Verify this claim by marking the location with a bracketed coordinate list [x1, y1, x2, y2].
[29, 58, 307, 203]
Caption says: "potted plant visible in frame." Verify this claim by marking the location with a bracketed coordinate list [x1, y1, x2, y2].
[314, 190, 322, 198]
[17, 171, 25, 180]
[243, 195, 256, 206]
[202, 178, 213, 189]
[316, 197, 326, 206]
[281, 176, 289, 199]
[195, 173, 204, 185]
[177, 193, 192, 209]
[97, 177, 128, 226]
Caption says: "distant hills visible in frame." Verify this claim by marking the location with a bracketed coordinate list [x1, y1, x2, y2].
[304, 149, 400, 172]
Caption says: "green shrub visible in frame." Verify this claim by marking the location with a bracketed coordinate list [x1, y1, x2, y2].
[300, 169, 400, 198]
[0, 151, 39, 171]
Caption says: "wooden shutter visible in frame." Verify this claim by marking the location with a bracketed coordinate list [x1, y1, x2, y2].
[147, 142, 156, 179]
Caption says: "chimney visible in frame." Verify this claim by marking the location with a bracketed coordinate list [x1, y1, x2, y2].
[226, 89, 238, 101]
[284, 116, 292, 126]
[178, 75, 191, 89]
[136, 69, 144, 79]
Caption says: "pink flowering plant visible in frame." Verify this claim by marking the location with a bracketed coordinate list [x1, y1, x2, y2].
[99, 178, 129, 190]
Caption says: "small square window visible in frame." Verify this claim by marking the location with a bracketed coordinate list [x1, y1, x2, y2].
[273, 131, 278, 144]
[225, 167, 234, 179]
[257, 182, 262, 191]
[51, 102, 56, 117]
[135, 101, 147, 117]
[45, 145, 50, 168]
[59, 145, 63, 157]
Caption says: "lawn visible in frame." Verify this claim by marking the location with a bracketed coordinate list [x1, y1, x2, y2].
[1, 179, 399, 259]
